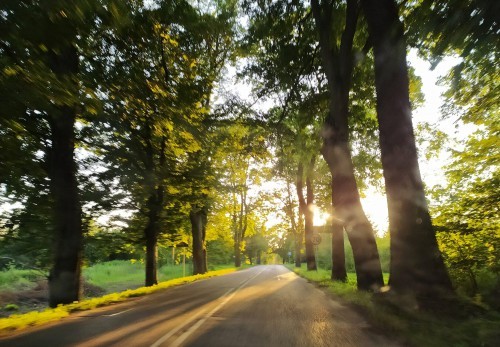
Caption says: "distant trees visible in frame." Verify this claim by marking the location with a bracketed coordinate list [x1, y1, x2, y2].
[214, 123, 269, 267]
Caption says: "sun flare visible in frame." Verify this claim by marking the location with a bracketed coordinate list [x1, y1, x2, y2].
[360, 192, 389, 236]
[311, 205, 330, 226]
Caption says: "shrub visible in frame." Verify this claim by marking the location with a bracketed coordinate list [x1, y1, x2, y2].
[4, 304, 19, 312]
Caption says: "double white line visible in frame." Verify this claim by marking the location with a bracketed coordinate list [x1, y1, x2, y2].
[150, 267, 266, 347]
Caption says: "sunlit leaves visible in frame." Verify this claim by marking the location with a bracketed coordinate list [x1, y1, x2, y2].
[405, 0, 499, 125]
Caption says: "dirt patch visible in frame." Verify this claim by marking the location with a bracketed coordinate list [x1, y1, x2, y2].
[0, 279, 106, 318]
[0, 279, 47, 317]
[83, 281, 107, 298]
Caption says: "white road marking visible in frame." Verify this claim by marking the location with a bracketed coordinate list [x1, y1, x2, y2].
[104, 308, 134, 317]
[150, 267, 266, 347]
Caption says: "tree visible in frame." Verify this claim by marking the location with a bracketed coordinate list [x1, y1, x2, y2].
[190, 205, 209, 274]
[405, 0, 499, 304]
[272, 108, 322, 271]
[243, 0, 386, 287]
[184, 0, 238, 275]
[245, 228, 269, 265]
[280, 159, 304, 268]
[311, 0, 383, 290]
[430, 116, 499, 301]
[360, 0, 453, 303]
[0, 0, 111, 307]
[296, 159, 318, 270]
[84, 0, 210, 286]
[404, 0, 499, 127]
[214, 122, 268, 267]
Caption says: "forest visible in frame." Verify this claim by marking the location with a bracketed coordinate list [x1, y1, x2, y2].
[0, 0, 498, 331]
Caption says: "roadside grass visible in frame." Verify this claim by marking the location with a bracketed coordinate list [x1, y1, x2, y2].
[0, 268, 43, 292]
[288, 264, 500, 347]
[0, 261, 239, 296]
[0, 267, 238, 336]
[82, 260, 145, 293]
[84, 261, 237, 294]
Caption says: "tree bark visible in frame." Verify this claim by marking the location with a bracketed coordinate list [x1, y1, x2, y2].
[190, 206, 208, 275]
[296, 213, 304, 267]
[360, 0, 453, 300]
[294, 214, 303, 268]
[331, 219, 347, 281]
[144, 191, 161, 286]
[297, 162, 317, 271]
[311, 0, 383, 290]
[234, 240, 241, 267]
[143, 133, 165, 287]
[285, 175, 302, 267]
[233, 188, 248, 267]
[47, 44, 83, 307]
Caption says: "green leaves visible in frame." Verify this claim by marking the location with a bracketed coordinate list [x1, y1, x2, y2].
[405, 0, 499, 126]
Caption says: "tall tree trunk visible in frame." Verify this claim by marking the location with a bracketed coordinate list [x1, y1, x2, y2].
[331, 218, 347, 281]
[305, 168, 317, 271]
[231, 201, 241, 267]
[285, 175, 302, 267]
[297, 162, 317, 271]
[143, 134, 165, 287]
[144, 214, 158, 287]
[234, 239, 241, 267]
[312, 0, 383, 290]
[144, 192, 161, 286]
[190, 207, 208, 275]
[360, 0, 453, 300]
[233, 189, 248, 268]
[296, 213, 304, 267]
[202, 213, 208, 273]
[324, 141, 383, 289]
[47, 45, 83, 307]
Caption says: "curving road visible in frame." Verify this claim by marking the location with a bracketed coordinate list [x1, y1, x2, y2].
[0, 265, 400, 347]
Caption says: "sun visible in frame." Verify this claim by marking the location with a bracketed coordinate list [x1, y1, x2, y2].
[360, 191, 389, 236]
[312, 205, 330, 226]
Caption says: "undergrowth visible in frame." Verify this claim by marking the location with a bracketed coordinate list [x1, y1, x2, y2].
[288, 264, 500, 347]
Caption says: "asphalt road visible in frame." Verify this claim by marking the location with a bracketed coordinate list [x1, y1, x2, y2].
[0, 265, 400, 347]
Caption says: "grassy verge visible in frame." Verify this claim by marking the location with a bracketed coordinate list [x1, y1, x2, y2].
[84, 262, 239, 294]
[0, 267, 237, 336]
[82, 261, 216, 294]
[287, 264, 500, 347]
[0, 261, 238, 298]
[0, 268, 44, 292]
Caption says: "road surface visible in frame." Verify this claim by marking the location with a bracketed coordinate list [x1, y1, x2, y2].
[0, 265, 400, 347]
